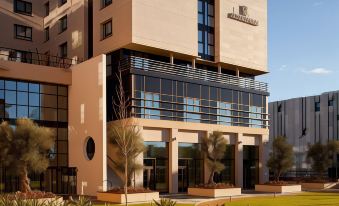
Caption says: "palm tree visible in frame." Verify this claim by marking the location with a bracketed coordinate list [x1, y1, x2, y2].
[201, 131, 227, 184]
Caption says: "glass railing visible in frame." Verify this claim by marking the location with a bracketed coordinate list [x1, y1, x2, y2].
[120, 56, 268, 93]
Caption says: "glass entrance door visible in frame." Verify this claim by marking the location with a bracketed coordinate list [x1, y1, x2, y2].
[178, 158, 204, 192]
[243, 146, 259, 189]
[143, 142, 169, 193]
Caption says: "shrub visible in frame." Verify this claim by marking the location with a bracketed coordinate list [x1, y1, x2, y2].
[152, 199, 176, 206]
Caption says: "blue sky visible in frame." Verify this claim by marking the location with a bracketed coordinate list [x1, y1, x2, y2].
[257, 0, 339, 102]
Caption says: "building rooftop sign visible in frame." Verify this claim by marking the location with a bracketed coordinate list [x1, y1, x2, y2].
[228, 6, 259, 26]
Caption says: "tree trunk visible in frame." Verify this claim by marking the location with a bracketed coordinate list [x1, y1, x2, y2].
[125, 156, 128, 206]
[208, 170, 215, 184]
[20, 167, 31, 193]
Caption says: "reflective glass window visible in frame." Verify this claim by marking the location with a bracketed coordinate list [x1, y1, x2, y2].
[29, 93, 39, 106]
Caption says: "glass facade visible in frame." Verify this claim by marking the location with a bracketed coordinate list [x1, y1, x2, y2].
[214, 145, 235, 185]
[0, 78, 69, 190]
[243, 146, 259, 189]
[133, 75, 267, 128]
[143, 142, 169, 193]
[178, 143, 204, 192]
[198, 0, 215, 61]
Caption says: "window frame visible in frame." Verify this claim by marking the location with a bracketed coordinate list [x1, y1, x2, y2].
[44, 1, 50, 17]
[101, 19, 112, 40]
[59, 42, 68, 58]
[14, 24, 32, 41]
[59, 15, 68, 33]
[44, 27, 50, 42]
[14, 0, 32, 16]
[59, 0, 67, 7]
[101, 0, 112, 9]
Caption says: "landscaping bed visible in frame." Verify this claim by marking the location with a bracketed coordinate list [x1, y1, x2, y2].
[0, 192, 63, 205]
[97, 188, 159, 203]
[188, 183, 241, 197]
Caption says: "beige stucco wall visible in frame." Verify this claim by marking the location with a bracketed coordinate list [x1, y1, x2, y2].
[107, 118, 269, 192]
[215, 0, 267, 73]
[131, 0, 197, 57]
[0, 59, 71, 85]
[0, 0, 43, 51]
[68, 54, 107, 196]
[41, 0, 88, 61]
[92, 0, 132, 56]
[93, 0, 197, 58]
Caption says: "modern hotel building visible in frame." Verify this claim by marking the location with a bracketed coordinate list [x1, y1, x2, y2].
[0, 0, 268, 195]
[269, 91, 339, 178]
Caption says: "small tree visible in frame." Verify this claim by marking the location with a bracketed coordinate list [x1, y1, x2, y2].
[267, 136, 294, 182]
[0, 118, 54, 193]
[201, 131, 227, 184]
[306, 141, 339, 179]
[107, 69, 144, 205]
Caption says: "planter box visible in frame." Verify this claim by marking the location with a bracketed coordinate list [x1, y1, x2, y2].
[301, 182, 338, 190]
[188, 187, 241, 198]
[97, 192, 159, 203]
[255, 184, 301, 193]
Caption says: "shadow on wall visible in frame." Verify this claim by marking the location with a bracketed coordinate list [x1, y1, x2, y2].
[0, 0, 88, 60]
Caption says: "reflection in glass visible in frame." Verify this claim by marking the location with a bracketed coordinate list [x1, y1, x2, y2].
[143, 142, 168, 193]
[17, 106, 28, 118]
[17, 92, 28, 105]
[29, 93, 39, 106]
[178, 143, 204, 192]
[5, 91, 16, 104]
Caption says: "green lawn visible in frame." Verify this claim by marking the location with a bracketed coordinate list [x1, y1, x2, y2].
[94, 203, 194, 206]
[225, 192, 339, 206]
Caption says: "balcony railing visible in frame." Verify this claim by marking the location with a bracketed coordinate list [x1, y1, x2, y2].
[0, 47, 80, 69]
[120, 56, 268, 93]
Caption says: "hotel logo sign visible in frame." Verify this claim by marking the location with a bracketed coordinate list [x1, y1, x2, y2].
[228, 6, 259, 26]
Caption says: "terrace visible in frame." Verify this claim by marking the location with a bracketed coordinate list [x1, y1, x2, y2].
[0, 47, 80, 69]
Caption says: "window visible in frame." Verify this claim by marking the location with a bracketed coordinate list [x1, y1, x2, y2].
[44, 27, 49, 41]
[14, 24, 32, 41]
[102, 0, 112, 8]
[102, 19, 112, 39]
[59, 0, 67, 7]
[315, 101, 320, 112]
[44, 2, 49, 16]
[198, 0, 215, 61]
[329, 100, 334, 107]
[59, 15, 67, 33]
[59, 42, 67, 58]
[14, 0, 32, 15]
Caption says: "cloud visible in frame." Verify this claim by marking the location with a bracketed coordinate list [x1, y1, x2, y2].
[278, 65, 287, 71]
[312, 1, 324, 7]
[302, 67, 332, 75]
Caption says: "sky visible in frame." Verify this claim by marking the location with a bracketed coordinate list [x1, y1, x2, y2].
[257, 0, 339, 102]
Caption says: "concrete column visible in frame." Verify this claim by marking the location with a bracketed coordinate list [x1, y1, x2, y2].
[192, 58, 196, 69]
[169, 128, 178, 193]
[235, 133, 243, 188]
[135, 126, 144, 187]
[170, 53, 174, 65]
[236, 68, 240, 77]
[259, 134, 269, 184]
[217, 63, 222, 74]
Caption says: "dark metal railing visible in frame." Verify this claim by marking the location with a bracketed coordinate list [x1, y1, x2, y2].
[0, 47, 80, 69]
[120, 56, 268, 93]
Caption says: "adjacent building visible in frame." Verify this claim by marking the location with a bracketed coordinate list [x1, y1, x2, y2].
[0, 0, 269, 195]
[269, 91, 339, 178]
